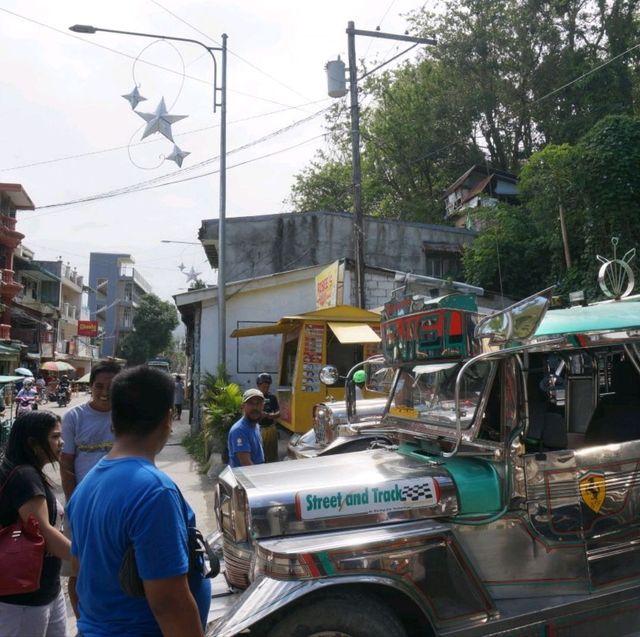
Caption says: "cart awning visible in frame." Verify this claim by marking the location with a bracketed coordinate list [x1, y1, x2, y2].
[231, 321, 297, 338]
[328, 322, 380, 344]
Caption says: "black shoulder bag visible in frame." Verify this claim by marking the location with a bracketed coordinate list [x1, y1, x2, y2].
[119, 527, 220, 598]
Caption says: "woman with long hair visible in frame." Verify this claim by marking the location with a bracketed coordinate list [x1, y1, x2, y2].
[0, 411, 71, 636]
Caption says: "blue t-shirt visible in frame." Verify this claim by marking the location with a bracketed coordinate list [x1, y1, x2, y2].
[227, 416, 264, 468]
[67, 457, 211, 636]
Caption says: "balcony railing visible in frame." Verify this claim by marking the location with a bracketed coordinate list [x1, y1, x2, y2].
[0, 269, 22, 299]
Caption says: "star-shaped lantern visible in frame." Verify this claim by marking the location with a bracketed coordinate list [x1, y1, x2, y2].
[178, 262, 186, 272]
[166, 144, 190, 167]
[121, 86, 147, 110]
[136, 97, 187, 142]
[184, 266, 202, 283]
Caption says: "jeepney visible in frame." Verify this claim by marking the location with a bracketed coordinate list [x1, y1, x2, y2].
[209, 279, 640, 636]
[287, 356, 393, 459]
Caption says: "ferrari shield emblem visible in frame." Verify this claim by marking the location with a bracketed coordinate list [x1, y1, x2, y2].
[579, 472, 606, 514]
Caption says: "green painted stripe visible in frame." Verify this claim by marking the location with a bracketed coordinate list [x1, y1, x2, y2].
[316, 551, 335, 576]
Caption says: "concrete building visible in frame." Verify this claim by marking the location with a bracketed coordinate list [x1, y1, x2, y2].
[38, 259, 94, 377]
[198, 210, 476, 284]
[88, 253, 152, 358]
[12, 245, 60, 365]
[0, 184, 34, 373]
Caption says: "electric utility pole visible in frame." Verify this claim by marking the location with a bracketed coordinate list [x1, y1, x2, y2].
[328, 24, 436, 308]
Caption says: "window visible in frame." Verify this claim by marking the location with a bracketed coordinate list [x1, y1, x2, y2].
[124, 282, 133, 302]
[96, 278, 108, 296]
[424, 253, 461, 279]
[122, 307, 132, 329]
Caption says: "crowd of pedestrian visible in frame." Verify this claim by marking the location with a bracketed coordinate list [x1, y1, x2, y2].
[0, 362, 211, 637]
[0, 361, 287, 635]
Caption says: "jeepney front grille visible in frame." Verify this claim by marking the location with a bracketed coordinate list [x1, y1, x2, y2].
[223, 538, 252, 590]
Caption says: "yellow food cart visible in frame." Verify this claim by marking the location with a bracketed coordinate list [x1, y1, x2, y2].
[230, 305, 381, 433]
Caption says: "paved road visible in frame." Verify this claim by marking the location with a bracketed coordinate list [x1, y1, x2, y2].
[39, 395, 218, 634]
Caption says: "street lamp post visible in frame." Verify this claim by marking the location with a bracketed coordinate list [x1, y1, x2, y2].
[69, 24, 228, 369]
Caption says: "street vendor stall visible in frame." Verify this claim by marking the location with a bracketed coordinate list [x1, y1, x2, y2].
[231, 305, 381, 433]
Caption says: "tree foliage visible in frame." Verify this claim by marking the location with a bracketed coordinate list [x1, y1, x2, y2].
[118, 294, 179, 365]
[472, 115, 640, 299]
[290, 0, 640, 223]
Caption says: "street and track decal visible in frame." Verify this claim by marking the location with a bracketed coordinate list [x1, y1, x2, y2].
[295, 477, 440, 520]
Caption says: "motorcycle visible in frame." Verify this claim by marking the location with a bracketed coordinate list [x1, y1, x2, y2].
[16, 395, 37, 416]
[56, 385, 69, 408]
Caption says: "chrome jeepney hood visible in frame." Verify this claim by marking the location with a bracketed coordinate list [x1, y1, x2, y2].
[219, 448, 458, 539]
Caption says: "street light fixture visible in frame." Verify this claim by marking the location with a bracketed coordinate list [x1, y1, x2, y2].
[69, 23, 228, 368]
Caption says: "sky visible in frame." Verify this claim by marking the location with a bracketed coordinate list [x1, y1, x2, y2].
[0, 0, 429, 302]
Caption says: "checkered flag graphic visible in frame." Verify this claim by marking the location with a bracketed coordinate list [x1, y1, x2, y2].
[401, 482, 433, 502]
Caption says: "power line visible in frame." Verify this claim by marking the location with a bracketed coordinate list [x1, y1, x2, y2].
[25, 106, 329, 213]
[0, 98, 329, 173]
[151, 0, 314, 103]
[0, 7, 313, 111]
[29, 133, 327, 215]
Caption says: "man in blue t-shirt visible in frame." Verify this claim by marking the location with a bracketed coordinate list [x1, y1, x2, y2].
[67, 366, 210, 637]
[227, 388, 266, 467]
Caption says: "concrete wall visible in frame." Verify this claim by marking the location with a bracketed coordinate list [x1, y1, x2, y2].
[179, 264, 413, 391]
[188, 266, 323, 392]
[200, 211, 475, 283]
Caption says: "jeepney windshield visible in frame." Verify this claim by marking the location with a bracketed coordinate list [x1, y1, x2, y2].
[389, 360, 492, 429]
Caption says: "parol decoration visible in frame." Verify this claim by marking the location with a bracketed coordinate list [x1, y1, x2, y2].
[121, 86, 147, 110]
[185, 266, 202, 283]
[136, 97, 187, 142]
[166, 144, 190, 167]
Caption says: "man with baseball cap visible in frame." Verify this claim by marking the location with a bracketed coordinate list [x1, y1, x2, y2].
[227, 388, 266, 468]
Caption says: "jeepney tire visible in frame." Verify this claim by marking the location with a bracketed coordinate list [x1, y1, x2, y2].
[265, 591, 407, 637]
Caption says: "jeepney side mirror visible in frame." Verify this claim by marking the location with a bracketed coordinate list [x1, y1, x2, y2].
[475, 286, 554, 343]
[320, 365, 340, 386]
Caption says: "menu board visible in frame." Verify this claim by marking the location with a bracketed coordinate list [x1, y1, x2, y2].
[301, 323, 324, 392]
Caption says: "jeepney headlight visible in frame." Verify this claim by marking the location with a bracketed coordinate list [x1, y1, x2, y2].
[252, 544, 313, 581]
[216, 475, 250, 543]
[314, 405, 332, 443]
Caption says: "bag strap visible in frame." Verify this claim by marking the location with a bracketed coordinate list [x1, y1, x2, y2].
[0, 464, 21, 500]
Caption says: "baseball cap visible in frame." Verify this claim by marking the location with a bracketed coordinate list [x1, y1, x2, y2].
[242, 388, 264, 403]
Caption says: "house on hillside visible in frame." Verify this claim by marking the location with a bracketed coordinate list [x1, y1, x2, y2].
[444, 165, 519, 229]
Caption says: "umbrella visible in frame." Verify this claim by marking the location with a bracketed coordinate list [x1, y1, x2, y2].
[40, 361, 75, 372]
[0, 375, 27, 384]
[14, 368, 33, 376]
[77, 372, 91, 384]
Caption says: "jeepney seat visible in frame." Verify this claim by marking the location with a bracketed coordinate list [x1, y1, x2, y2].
[527, 409, 567, 451]
[585, 398, 640, 445]
[585, 359, 640, 445]
[540, 412, 567, 450]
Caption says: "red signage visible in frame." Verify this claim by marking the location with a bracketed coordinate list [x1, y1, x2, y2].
[77, 320, 99, 337]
